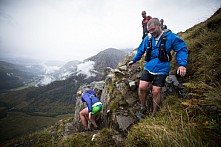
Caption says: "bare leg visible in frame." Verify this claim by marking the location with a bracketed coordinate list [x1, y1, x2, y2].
[90, 116, 98, 128]
[139, 80, 151, 108]
[152, 86, 161, 113]
[79, 108, 89, 128]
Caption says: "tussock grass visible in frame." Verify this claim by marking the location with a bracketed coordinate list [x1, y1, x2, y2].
[177, 9, 221, 86]
[92, 128, 118, 147]
[61, 128, 119, 147]
[62, 133, 93, 147]
[126, 94, 221, 147]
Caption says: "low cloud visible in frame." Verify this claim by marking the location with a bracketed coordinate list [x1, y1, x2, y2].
[77, 61, 96, 78]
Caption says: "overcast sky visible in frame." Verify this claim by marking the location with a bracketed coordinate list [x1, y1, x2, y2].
[0, 0, 220, 62]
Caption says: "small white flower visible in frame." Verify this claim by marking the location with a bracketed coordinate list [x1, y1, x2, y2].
[92, 134, 96, 141]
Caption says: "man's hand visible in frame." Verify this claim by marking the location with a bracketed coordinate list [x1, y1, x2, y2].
[127, 61, 134, 67]
[177, 66, 187, 77]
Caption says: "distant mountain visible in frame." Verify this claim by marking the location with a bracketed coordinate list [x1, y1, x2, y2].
[53, 48, 128, 81]
[59, 60, 81, 71]
[85, 48, 127, 72]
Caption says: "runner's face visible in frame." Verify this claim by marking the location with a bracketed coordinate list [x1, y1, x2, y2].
[148, 24, 161, 38]
[141, 12, 146, 18]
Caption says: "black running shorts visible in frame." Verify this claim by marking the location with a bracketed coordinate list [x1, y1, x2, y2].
[140, 70, 167, 87]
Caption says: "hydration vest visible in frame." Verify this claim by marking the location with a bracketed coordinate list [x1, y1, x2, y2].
[145, 32, 172, 62]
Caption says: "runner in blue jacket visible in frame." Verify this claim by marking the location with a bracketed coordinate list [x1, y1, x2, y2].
[79, 89, 102, 131]
[128, 18, 188, 118]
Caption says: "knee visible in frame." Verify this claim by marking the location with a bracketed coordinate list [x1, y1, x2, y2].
[79, 111, 84, 116]
[152, 89, 160, 96]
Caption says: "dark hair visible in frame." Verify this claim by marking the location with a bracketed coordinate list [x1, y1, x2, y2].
[147, 18, 160, 26]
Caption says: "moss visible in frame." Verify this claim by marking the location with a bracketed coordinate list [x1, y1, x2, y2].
[109, 90, 124, 110]
[127, 129, 150, 147]
[62, 133, 93, 147]
[92, 128, 117, 147]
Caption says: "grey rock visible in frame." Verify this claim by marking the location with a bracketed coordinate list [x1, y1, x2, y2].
[116, 115, 135, 131]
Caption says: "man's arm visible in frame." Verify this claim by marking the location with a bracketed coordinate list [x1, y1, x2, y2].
[172, 34, 188, 77]
[131, 38, 149, 63]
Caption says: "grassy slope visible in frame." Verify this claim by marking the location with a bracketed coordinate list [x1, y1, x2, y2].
[178, 8, 221, 85]
[0, 112, 73, 143]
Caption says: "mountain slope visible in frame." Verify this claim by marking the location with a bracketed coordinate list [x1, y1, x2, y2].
[0, 61, 35, 91]
[177, 8, 221, 85]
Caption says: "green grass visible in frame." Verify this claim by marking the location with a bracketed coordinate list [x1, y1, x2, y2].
[9, 80, 37, 91]
[177, 8, 221, 85]
[0, 112, 73, 143]
[125, 94, 221, 147]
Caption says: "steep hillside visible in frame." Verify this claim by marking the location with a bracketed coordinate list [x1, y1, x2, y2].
[0, 61, 35, 91]
[177, 8, 221, 86]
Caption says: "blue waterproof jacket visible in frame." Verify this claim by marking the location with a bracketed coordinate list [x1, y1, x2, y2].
[81, 90, 100, 112]
[132, 30, 188, 75]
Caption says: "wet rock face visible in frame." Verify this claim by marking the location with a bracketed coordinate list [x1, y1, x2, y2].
[99, 63, 142, 131]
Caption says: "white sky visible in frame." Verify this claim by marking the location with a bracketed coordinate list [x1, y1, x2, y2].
[0, 0, 220, 62]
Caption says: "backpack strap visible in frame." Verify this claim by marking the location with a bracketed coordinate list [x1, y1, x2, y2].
[148, 36, 152, 50]
[159, 36, 167, 50]
[145, 36, 152, 61]
[158, 34, 172, 62]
